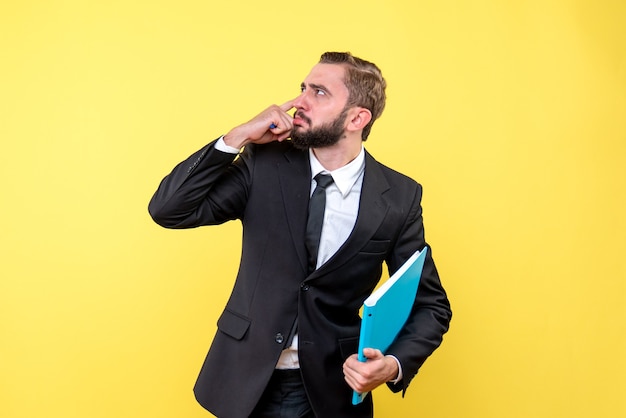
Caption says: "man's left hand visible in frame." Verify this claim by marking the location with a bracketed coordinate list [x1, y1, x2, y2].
[342, 348, 399, 394]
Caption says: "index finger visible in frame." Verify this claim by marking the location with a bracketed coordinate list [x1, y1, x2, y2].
[279, 99, 296, 112]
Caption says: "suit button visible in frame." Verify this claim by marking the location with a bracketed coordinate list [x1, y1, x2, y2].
[275, 333, 284, 344]
[301, 283, 310, 291]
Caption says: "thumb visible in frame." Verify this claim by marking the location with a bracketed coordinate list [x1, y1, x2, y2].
[362, 348, 384, 360]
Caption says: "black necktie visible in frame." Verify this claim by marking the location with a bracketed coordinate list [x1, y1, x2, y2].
[284, 173, 334, 348]
[305, 173, 334, 274]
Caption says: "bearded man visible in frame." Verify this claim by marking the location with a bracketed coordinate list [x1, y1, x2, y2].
[149, 51, 451, 418]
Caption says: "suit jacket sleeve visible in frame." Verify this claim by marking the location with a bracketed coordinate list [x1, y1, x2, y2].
[148, 138, 251, 228]
[385, 184, 452, 394]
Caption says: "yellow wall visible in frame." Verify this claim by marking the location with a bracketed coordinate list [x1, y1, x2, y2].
[1, 1, 624, 417]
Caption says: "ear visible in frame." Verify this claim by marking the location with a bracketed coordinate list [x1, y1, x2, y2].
[346, 107, 372, 133]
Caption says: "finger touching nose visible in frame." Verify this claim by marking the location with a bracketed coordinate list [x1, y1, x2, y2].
[280, 99, 297, 112]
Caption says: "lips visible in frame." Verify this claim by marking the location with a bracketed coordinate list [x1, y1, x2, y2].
[293, 111, 311, 126]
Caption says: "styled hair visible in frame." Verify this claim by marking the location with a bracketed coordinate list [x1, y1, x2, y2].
[319, 52, 386, 140]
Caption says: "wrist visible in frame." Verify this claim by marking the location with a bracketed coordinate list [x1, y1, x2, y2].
[223, 127, 249, 149]
[384, 355, 402, 383]
[214, 136, 242, 154]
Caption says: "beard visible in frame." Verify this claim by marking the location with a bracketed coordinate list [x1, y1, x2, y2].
[291, 107, 349, 150]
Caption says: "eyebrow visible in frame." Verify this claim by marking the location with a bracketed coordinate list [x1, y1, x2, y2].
[301, 82, 333, 96]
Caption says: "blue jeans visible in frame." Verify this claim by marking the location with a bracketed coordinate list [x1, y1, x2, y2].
[249, 369, 315, 418]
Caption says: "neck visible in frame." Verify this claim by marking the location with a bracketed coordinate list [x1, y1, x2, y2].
[311, 133, 363, 171]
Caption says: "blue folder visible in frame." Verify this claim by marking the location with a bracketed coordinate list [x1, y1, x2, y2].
[351, 247, 427, 405]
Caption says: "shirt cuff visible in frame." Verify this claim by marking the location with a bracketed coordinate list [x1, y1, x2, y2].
[214, 135, 242, 154]
[386, 355, 403, 384]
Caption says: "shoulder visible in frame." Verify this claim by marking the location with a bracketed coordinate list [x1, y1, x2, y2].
[364, 150, 422, 193]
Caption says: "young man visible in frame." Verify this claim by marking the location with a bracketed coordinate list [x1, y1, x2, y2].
[149, 52, 451, 418]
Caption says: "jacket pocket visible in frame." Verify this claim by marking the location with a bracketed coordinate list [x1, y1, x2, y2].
[359, 239, 390, 255]
[338, 336, 359, 360]
[217, 309, 251, 340]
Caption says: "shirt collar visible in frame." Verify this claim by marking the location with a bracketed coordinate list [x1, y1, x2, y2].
[309, 146, 365, 198]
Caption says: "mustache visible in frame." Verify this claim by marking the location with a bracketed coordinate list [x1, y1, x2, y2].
[294, 111, 312, 125]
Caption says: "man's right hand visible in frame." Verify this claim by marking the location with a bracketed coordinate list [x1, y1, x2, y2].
[223, 100, 295, 149]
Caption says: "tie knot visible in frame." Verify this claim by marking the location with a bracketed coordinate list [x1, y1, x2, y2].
[314, 173, 334, 189]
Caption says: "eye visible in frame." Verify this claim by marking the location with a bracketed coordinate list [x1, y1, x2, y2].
[315, 89, 326, 96]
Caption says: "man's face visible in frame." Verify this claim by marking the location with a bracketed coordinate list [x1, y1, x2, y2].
[290, 63, 351, 149]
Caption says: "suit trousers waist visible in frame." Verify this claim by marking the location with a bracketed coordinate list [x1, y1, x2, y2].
[249, 369, 314, 418]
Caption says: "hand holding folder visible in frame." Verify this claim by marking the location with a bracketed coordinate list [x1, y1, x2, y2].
[351, 247, 427, 405]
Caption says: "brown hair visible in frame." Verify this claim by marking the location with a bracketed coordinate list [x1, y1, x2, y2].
[319, 52, 387, 140]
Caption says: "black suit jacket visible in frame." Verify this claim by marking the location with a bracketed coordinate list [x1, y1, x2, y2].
[149, 139, 451, 418]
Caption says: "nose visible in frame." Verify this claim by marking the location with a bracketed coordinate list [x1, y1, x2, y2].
[292, 91, 308, 110]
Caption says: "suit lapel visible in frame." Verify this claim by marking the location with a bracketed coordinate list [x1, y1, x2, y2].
[310, 151, 391, 278]
[277, 147, 311, 274]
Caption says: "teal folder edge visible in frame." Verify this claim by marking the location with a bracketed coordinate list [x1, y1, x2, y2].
[351, 247, 427, 405]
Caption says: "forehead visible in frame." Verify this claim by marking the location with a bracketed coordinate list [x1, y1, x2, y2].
[303, 63, 349, 95]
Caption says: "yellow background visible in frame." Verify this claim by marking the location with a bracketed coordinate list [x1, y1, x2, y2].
[2, 1, 625, 417]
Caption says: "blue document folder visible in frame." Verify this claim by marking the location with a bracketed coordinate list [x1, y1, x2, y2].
[351, 247, 427, 405]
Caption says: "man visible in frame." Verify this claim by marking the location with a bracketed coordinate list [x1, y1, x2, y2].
[149, 52, 451, 418]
